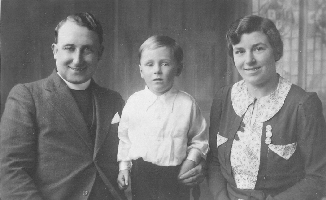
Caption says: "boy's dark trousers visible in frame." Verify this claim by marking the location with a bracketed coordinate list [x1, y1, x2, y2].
[131, 158, 190, 200]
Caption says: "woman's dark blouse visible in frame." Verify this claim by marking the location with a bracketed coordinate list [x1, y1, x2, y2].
[207, 79, 326, 199]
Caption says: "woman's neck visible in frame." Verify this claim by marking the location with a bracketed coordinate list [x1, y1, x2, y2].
[247, 74, 279, 99]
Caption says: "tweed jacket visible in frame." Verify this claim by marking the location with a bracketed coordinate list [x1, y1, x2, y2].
[0, 71, 125, 200]
[207, 82, 326, 200]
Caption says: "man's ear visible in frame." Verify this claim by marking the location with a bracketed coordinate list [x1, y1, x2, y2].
[51, 43, 58, 59]
[139, 64, 144, 79]
[176, 63, 183, 76]
[98, 45, 104, 60]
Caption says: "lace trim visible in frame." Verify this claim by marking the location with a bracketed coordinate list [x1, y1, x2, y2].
[231, 76, 292, 122]
[269, 143, 297, 160]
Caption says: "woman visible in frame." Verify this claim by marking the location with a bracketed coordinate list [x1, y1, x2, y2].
[207, 15, 326, 200]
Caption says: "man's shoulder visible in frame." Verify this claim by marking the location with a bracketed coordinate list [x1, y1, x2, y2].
[92, 83, 123, 101]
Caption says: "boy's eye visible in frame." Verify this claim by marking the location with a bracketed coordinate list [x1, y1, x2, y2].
[161, 62, 169, 67]
[145, 62, 153, 67]
[234, 49, 244, 55]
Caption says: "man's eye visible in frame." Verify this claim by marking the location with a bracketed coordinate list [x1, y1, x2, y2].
[83, 47, 93, 54]
[63, 46, 74, 51]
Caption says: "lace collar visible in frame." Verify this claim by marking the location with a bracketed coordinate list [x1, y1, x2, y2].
[231, 76, 292, 122]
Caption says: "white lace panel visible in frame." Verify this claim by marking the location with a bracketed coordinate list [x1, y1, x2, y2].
[269, 143, 297, 160]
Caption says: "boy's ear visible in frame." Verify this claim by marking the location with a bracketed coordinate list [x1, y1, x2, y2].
[139, 64, 144, 78]
[176, 63, 183, 76]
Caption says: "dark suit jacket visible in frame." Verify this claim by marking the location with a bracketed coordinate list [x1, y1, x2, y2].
[0, 71, 125, 200]
[207, 84, 326, 200]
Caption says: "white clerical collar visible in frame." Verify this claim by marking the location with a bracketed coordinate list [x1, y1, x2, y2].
[57, 72, 91, 90]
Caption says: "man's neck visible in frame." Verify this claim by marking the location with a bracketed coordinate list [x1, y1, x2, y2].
[57, 72, 91, 90]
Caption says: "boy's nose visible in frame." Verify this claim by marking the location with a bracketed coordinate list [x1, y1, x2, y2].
[153, 64, 162, 74]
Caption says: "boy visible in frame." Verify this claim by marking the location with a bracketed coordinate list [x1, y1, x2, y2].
[117, 35, 209, 200]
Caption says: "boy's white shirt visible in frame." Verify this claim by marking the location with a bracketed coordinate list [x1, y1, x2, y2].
[117, 86, 209, 171]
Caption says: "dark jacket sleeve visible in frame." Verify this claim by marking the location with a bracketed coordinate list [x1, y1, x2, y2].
[207, 86, 230, 200]
[269, 93, 326, 200]
[0, 84, 44, 200]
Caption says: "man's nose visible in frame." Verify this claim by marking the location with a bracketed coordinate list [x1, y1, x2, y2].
[72, 50, 83, 65]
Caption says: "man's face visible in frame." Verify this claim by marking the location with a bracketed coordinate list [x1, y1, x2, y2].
[52, 20, 103, 84]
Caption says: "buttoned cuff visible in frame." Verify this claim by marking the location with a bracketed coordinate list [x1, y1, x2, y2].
[186, 148, 202, 165]
[119, 161, 132, 171]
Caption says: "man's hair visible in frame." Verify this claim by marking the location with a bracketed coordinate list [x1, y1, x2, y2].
[226, 15, 283, 61]
[54, 12, 103, 44]
[139, 35, 183, 66]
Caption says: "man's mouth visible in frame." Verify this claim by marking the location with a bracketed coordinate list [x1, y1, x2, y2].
[68, 66, 87, 71]
[244, 66, 261, 71]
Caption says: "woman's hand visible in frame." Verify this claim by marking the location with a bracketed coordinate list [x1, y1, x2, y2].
[178, 159, 207, 186]
[117, 169, 130, 190]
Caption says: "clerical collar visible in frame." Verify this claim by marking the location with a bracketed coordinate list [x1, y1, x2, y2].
[57, 72, 91, 90]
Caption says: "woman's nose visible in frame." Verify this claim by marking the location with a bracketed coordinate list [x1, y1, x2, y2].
[245, 52, 256, 65]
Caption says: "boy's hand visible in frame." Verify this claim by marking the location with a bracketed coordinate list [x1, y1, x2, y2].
[178, 159, 207, 186]
[178, 159, 197, 185]
[117, 169, 130, 190]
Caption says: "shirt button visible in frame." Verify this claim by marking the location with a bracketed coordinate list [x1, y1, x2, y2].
[83, 190, 89, 196]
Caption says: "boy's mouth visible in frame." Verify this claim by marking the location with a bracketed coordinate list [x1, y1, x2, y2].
[153, 78, 163, 81]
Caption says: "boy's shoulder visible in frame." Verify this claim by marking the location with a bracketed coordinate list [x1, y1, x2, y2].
[177, 90, 196, 102]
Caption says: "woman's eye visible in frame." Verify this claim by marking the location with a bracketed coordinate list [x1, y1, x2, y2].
[254, 46, 265, 51]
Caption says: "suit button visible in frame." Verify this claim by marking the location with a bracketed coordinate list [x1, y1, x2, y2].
[83, 190, 89, 196]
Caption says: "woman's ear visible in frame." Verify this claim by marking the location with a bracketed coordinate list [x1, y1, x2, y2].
[176, 63, 183, 76]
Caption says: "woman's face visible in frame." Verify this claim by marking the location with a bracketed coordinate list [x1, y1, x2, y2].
[232, 31, 277, 89]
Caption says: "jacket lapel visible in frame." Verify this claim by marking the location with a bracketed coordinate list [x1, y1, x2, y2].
[92, 84, 115, 157]
[44, 72, 94, 152]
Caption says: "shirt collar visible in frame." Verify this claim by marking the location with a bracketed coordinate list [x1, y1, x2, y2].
[231, 75, 292, 121]
[143, 85, 179, 112]
[57, 72, 91, 90]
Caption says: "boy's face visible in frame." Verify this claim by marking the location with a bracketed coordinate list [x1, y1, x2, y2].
[139, 47, 181, 96]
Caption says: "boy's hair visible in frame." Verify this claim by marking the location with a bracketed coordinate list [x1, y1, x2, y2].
[54, 12, 103, 44]
[139, 35, 183, 66]
[226, 15, 283, 61]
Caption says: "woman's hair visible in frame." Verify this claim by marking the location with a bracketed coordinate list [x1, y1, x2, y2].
[226, 15, 283, 61]
[139, 35, 183, 66]
[54, 12, 103, 44]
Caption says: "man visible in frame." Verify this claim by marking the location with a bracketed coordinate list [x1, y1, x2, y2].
[0, 12, 206, 200]
[0, 12, 126, 200]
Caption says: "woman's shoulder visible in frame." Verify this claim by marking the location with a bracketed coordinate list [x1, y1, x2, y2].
[287, 84, 320, 105]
